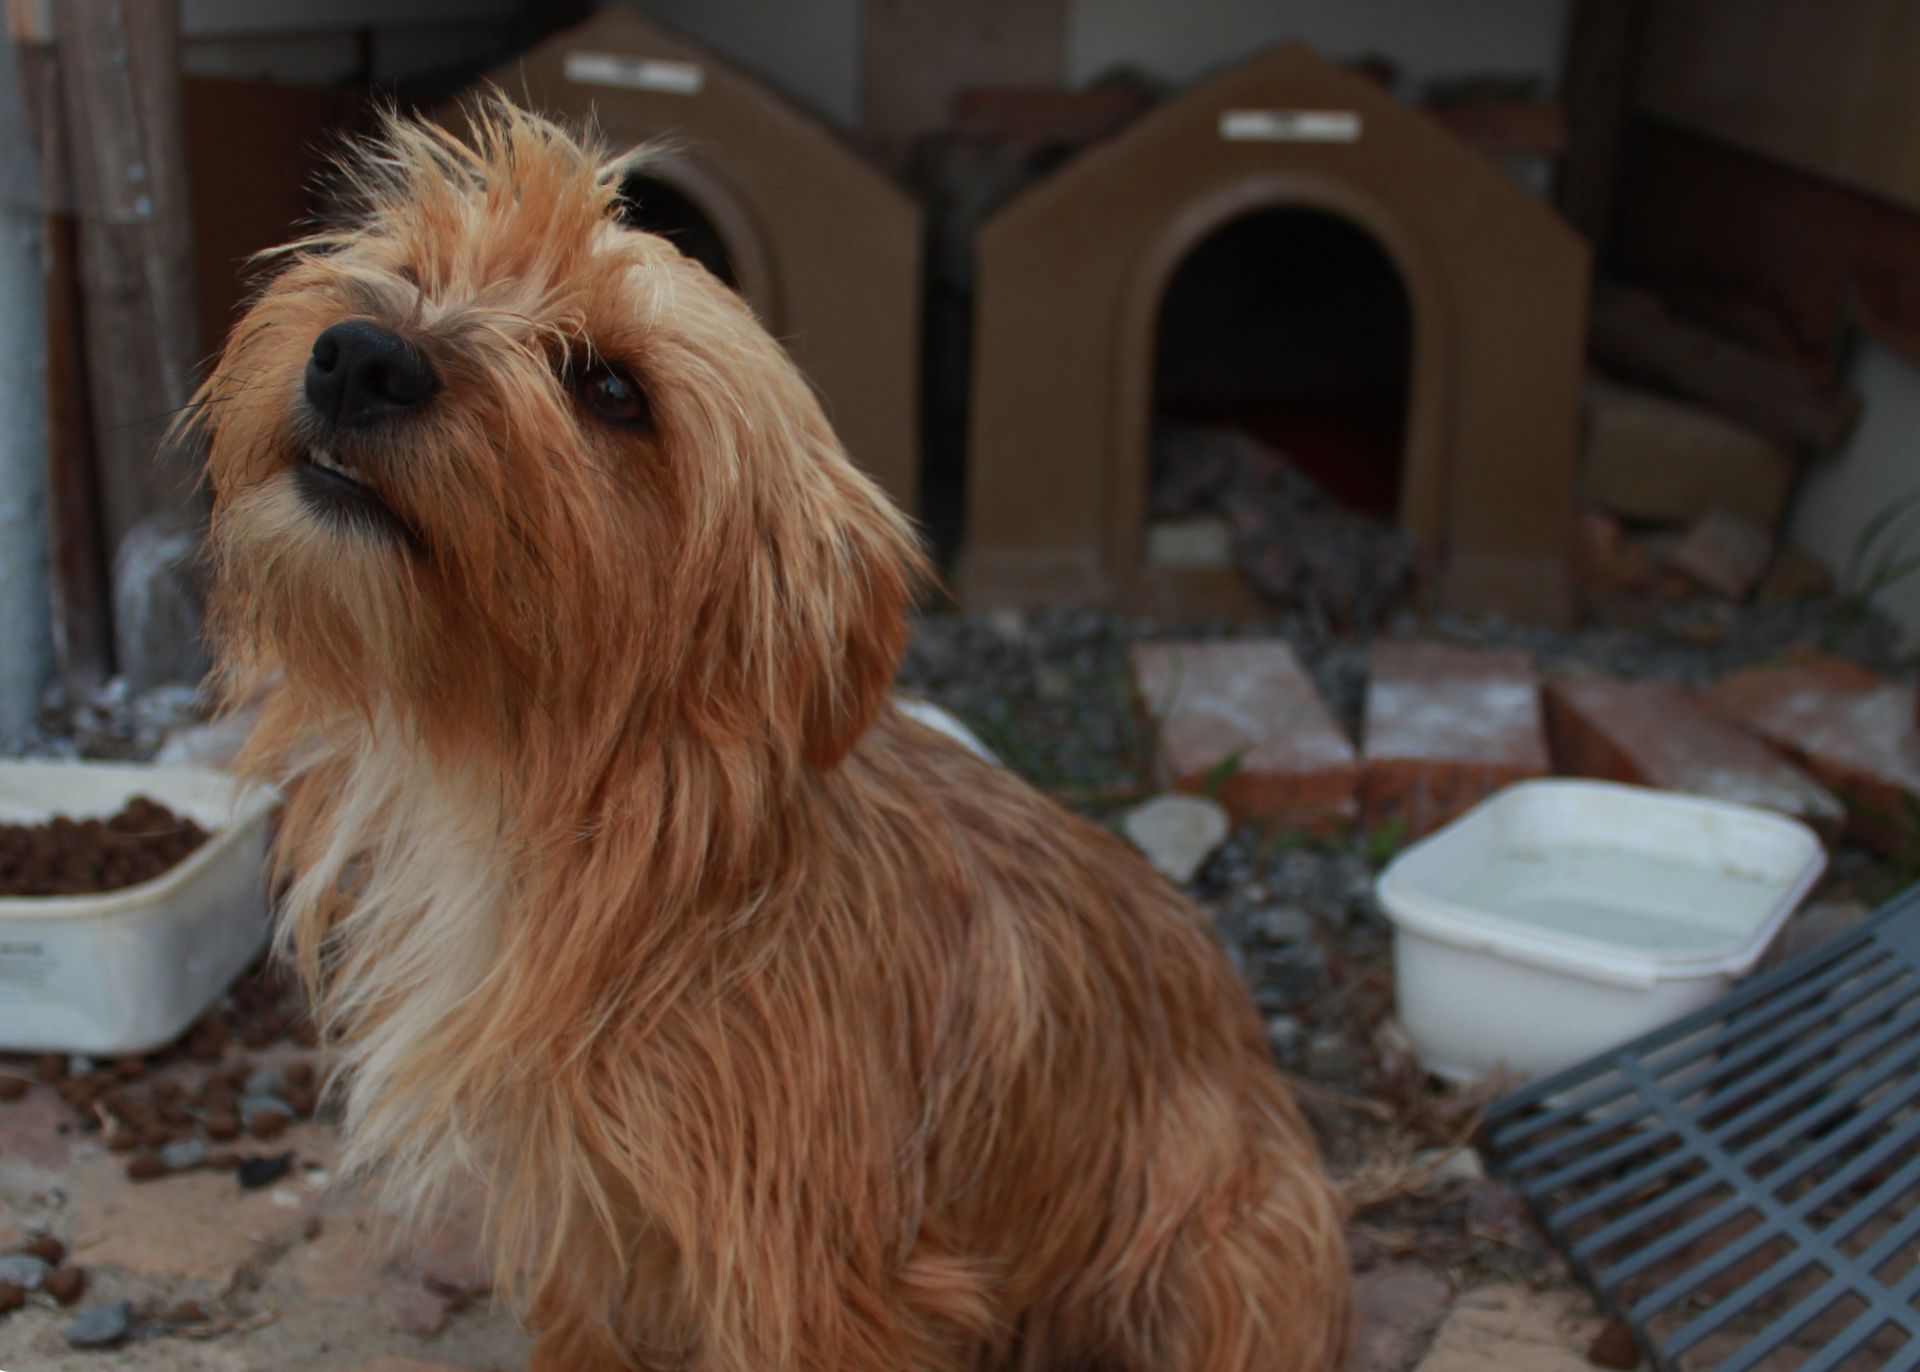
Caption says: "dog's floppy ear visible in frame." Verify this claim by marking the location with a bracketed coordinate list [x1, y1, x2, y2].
[795, 486, 919, 770]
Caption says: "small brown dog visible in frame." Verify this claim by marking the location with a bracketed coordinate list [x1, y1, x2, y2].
[195, 101, 1349, 1371]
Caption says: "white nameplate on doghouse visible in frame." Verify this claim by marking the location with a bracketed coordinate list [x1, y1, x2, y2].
[564, 52, 705, 96]
[1219, 109, 1362, 143]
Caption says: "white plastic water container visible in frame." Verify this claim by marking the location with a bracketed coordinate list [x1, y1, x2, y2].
[0, 760, 278, 1055]
[1376, 779, 1827, 1084]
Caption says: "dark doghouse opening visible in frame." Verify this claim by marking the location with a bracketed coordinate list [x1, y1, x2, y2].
[1152, 207, 1411, 522]
[616, 172, 738, 288]
[1146, 207, 1418, 624]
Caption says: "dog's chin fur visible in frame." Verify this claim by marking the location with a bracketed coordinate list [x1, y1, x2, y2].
[194, 100, 1351, 1371]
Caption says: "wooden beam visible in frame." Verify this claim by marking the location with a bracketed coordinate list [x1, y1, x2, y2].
[1591, 284, 1863, 453]
[12, 9, 113, 687]
[52, 0, 205, 681]
[1555, 0, 1645, 246]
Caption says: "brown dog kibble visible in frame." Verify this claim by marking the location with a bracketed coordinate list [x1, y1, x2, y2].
[0, 1281, 23, 1316]
[44, 1265, 86, 1305]
[21, 1235, 64, 1265]
[0, 1075, 28, 1102]
[1588, 1318, 1641, 1369]
[248, 1109, 290, 1140]
[125, 1153, 166, 1181]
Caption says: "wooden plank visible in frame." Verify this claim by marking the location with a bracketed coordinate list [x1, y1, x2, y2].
[1590, 284, 1862, 453]
[42, 211, 114, 687]
[1612, 118, 1920, 382]
[13, 20, 112, 685]
[1554, 0, 1644, 245]
[1634, 0, 1920, 214]
[53, 0, 205, 587]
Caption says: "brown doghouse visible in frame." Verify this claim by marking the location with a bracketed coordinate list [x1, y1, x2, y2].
[960, 45, 1588, 622]
[474, 7, 924, 513]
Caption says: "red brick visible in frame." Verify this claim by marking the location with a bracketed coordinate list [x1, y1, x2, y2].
[1546, 675, 1843, 830]
[1131, 640, 1357, 830]
[1708, 656, 1920, 855]
[1668, 507, 1775, 600]
[1362, 643, 1548, 839]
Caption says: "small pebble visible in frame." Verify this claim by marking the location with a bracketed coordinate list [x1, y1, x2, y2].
[237, 1152, 293, 1190]
[126, 1153, 166, 1181]
[65, 1300, 132, 1349]
[21, 1235, 64, 1265]
[44, 1265, 86, 1305]
[0, 1253, 50, 1289]
[239, 1093, 293, 1124]
[161, 1138, 207, 1171]
[0, 1281, 23, 1315]
[243, 1067, 284, 1097]
[1588, 1316, 1641, 1369]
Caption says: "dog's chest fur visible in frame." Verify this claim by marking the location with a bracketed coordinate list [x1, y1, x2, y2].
[284, 719, 514, 1217]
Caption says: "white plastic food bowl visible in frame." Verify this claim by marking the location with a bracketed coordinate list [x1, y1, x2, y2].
[0, 760, 278, 1055]
[1376, 778, 1827, 1084]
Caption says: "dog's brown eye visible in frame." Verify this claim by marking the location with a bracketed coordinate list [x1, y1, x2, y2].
[575, 365, 651, 428]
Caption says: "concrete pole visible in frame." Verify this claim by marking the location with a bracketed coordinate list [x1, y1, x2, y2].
[0, 28, 54, 743]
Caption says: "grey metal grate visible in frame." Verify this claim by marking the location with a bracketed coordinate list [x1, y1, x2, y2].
[1483, 885, 1920, 1371]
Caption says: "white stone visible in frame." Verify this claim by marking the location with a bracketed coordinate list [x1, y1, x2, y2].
[894, 696, 996, 763]
[1121, 794, 1231, 885]
[1145, 515, 1236, 569]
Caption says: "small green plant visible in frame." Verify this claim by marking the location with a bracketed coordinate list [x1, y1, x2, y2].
[1364, 817, 1408, 867]
[1199, 751, 1245, 799]
[1831, 486, 1920, 644]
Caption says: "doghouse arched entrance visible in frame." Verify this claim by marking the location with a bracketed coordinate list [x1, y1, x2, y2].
[1107, 173, 1453, 615]
[617, 171, 739, 289]
[1145, 205, 1412, 584]
[962, 43, 1588, 623]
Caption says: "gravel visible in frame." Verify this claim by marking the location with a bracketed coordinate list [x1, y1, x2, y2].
[0, 1253, 50, 1290]
[64, 1300, 132, 1349]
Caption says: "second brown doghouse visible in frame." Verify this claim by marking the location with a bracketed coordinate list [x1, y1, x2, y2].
[960, 45, 1589, 622]
[474, 7, 924, 513]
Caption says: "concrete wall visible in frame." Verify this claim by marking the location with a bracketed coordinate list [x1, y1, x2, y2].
[1789, 343, 1920, 650]
[625, 0, 864, 129]
[599, 0, 1573, 137]
[1065, 0, 1572, 97]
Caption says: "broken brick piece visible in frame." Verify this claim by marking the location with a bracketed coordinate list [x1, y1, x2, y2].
[1546, 675, 1843, 830]
[1362, 642, 1548, 839]
[1668, 507, 1775, 601]
[1131, 639, 1358, 830]
[1708, 657, 1920, 856]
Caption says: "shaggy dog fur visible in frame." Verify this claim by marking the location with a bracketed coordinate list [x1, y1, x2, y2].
[193, 101, 1351, 1371]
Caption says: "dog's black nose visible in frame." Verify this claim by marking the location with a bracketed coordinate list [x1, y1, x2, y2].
[305, 321, 437, 427]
